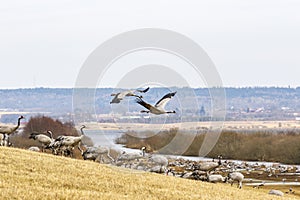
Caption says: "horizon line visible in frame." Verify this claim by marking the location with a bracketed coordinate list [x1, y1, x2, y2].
[0, 85, 299, 90]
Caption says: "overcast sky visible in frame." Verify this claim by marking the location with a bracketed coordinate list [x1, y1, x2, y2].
[1, 0, 299, 89]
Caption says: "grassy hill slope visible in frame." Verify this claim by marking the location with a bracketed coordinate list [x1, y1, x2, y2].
[0, 147, 296, 200]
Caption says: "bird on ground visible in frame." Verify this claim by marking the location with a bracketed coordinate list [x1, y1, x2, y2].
[82, 145, 115, 163]
[48, 125, 86, 156]
[29, 131, 53, 152]
[148, 154, 169, 173]
[196, 155, 222, 172]
[117, 146, 146, 162]
[0, 115, 25, 135]
[110, 87, 150, 104]
[227, 171, 244, 189]
[0, 116, 25, 146]
[135, 92, 177, 115]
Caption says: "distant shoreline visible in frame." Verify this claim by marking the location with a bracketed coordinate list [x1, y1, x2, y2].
[1, 120, 298, 131]
[81, 120, 300, 131]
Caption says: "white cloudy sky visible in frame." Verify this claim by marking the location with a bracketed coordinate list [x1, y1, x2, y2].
[0, 0, 299, 88]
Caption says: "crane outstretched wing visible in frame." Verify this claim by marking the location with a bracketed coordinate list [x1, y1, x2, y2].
[136, 87, 150, 93]
[110, 94, 121, 104]
[155, 92, 176, 109]
[136, 98, 153, 110]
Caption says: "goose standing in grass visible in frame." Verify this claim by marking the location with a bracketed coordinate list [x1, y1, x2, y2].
[110, 87, 150, 104]
[136, 92, 177, 114]
[0, 115, 25, 146]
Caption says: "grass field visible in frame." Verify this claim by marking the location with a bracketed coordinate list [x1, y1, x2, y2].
[0, 147, 299, 199]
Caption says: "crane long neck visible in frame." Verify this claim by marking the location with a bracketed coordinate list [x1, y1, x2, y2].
[16, 118, 22, 128]
[48, 131, 53, 139]
[80, 127, 85, 135]
[10, 117, 22, 133]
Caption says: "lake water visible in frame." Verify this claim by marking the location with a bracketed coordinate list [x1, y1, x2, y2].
[84, 129, 138, 153]
[85, 130, 122, 147]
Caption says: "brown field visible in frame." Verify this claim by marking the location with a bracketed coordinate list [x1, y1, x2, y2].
[0, 147, 299, 199]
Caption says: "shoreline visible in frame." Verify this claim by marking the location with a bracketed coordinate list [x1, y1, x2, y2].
[80, 120, 300, 131]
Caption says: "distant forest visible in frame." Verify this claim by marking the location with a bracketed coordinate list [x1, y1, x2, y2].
[0, 87, 300, 123]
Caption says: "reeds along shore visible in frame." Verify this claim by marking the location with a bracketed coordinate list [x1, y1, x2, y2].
[115, 128, 300, 164]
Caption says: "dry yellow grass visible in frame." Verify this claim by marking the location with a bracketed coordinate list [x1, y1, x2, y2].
[0, 147, 298, 200]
